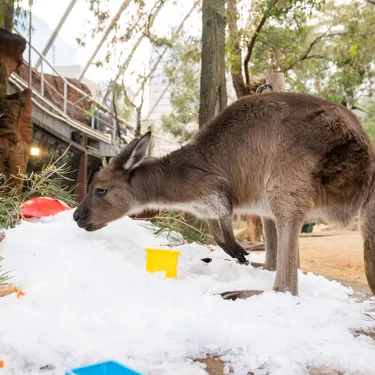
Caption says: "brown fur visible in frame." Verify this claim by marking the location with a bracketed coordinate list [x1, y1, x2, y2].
[74, 92, 375, 298]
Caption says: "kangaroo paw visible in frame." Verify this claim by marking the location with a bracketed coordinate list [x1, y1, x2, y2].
[231, 245, 249, 264]
[220, 290, 264, 300]
[235, 254, 248, 264]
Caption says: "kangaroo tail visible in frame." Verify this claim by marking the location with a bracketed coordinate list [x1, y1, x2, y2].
[359, 188, 375, 295]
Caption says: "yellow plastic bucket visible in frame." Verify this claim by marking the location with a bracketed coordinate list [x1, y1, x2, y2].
[145, 248, 181, 278]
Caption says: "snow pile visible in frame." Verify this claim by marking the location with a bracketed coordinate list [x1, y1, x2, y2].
[0, 210, 374, 375]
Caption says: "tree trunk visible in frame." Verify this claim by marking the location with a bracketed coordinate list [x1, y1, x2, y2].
[0, 0, 15, 31]
[266, 72, 286, 92]
[199, 0, 227, 128]
[227, 0, 247, 98]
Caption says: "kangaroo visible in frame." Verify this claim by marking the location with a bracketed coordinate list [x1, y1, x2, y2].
[73, 92, 375, 299]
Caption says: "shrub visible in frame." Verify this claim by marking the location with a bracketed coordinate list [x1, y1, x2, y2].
[0, 150, 77, 230]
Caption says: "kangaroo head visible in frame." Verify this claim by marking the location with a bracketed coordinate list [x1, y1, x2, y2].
[73, 132, 151, 231]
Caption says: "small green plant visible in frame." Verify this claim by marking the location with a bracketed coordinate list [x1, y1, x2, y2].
[0, 255, 10, 285]
[145, 211, 213, 246]
[0, 179, 21, 229]
[0, 149, 77, 230]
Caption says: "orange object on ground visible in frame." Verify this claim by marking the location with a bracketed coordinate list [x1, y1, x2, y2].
[0, 360, 4, 368]
[19, 197, 71, 219]
[0, 285, 17, 298]
[0, 286, 25, 298]
[16, 290, 25, 298]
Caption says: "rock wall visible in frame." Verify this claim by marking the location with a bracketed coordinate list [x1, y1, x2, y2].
[0, 27, 32, 185]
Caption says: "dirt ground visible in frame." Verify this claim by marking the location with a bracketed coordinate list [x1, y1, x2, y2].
[200, 224, 373, 375]
[299, 224, 369, 292]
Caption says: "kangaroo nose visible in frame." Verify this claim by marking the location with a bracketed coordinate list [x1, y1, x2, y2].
[73, 207, 90, 223]
[73, 210, 81, 222]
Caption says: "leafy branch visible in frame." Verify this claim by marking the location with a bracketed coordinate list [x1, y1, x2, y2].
[283, 32, 342, 72]
[244, 0, 281, 90]
[141, 211, 213, 246]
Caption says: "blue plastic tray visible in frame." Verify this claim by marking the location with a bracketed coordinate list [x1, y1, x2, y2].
[65, 360, 142, 375]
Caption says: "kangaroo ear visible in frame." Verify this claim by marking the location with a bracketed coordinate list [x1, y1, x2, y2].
[113, 131, 151, 172]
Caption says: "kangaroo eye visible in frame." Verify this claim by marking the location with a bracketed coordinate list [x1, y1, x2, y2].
[95, 188, 107, 198]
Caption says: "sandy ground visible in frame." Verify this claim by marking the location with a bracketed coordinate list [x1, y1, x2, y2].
[299, 224, 369, 293]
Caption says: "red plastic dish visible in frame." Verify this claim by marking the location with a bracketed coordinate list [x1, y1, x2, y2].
[19, 197, 71, 219]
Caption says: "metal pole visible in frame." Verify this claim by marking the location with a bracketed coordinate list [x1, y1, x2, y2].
[34, 0, 78, 70]
[144, 81, 171, 121]
[63, 81, 68, 113]
[91, 106, 95, 128]
[77, 0, 131, 81]
[40, 60, 44, 96]
[28, 5, 32, 89]
[112, 118, 117, 145]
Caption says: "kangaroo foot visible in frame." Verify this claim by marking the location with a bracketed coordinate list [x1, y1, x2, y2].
[248, 262, 276, 271]
[217, 243, 248, 263]
[220, 290, 264, 300]
[235, 253, 248, 264]
[232, 245, 248, 258]
[227, 245, 248, 264]
[231, 260, 275, 270]
[249, 261, 264, 268]
[233, 260, 263, 267]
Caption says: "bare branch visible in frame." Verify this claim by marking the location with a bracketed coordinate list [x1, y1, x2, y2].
[244, 13, 268, 90]
[121, 80, 136, 109]
[144, 0, 166, 38]
[243, 0, 281, 91]
[134, 0, 199, 98]
[283, 32, 343, 72]
[101, 0, 166, 103]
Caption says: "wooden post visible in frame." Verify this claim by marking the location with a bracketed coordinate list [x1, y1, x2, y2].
[71, 131, 88, 202]
[266, 71, 286, 92]
[75, 152, 88, 202]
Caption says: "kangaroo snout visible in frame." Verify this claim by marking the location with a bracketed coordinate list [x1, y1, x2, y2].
[73, 207, 90, 228]
[73, 205, 108, 232]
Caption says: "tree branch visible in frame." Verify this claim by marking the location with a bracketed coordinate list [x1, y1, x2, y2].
[101, 0, 166, 104]
[121, 80, 137, 109]
[244, 13, 268, 91]
[111, 87, 123, 146]
[283, 32, 343, 72]
[243, 0, 281, 92]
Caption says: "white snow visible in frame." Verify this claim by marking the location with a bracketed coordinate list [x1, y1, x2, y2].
[0, 210, 374, 375]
